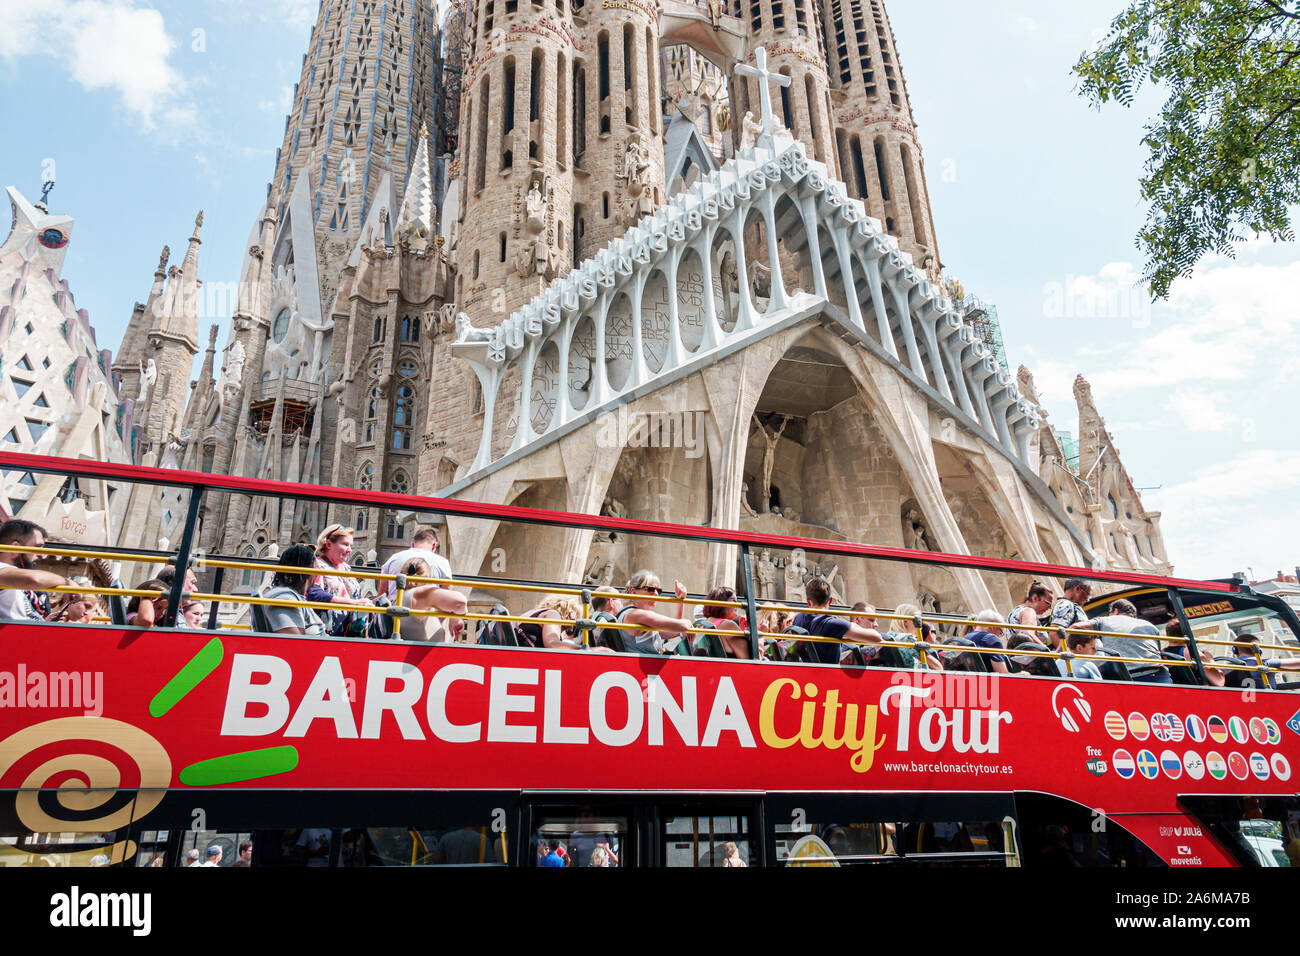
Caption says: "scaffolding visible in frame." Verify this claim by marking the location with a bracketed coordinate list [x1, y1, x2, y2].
[960, 293, 1009, 376]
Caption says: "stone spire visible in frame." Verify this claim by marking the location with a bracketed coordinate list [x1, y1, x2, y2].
[158, 211, 202, 350]
[397, 123, 435, 244]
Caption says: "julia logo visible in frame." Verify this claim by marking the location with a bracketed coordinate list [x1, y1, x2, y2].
[1052, 685, 1091, 733]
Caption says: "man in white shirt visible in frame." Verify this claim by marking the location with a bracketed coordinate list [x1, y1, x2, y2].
[381, 527, 452, 599]
[198, 845, 222, 867]
[1081, 597, 1169, 683]
[0, 520, 69, 622]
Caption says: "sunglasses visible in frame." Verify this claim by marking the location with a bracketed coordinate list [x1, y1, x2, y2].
[638, 586, 663, 596]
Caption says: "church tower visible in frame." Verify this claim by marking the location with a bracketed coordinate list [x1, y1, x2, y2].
[730, 0, 838, 177]
[269, 0, 438, 316]
[455, 0, 666, 326]
[821, 0, 940, 273]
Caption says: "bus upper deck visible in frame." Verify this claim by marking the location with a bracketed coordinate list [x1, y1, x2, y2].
[1, 451, 1298, 868]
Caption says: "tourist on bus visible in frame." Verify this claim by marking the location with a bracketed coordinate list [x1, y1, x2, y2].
[1048, 579, 1092, 644]
[180, 599, 207, 630]
[1163, 620, 1225, 687]
[395, 557, 468, 641]
[792, 576, 883, 666]
[722, 842, 747, 867]
[230, 841, 253, 867]
[876, 602, 943, 670]
[963, 610, 1011, 674]
[613, 570, 694, 654]
[308, 524, 375, 637]
[0, 519, 70, 622]
[1006, 582, 1053, 645]
[156, 564, 199, 596]
[1056, 632, 1103, 680]
[44, 577, 104, 624]
[264, 544, 327, 636]
[126, 579, 169, 626]
[518, 595, 612, 651]
[1082, 598, 1169, 683]
[699, 586, 750, 659]
[381, 527, 453, 600]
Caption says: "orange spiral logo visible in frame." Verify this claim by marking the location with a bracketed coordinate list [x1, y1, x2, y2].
[0, 717, 171, 866]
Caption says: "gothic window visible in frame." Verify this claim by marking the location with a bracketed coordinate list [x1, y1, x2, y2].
[529, 48, 543, 162]
[239, 547, 257, 588]
[557, 54, 567, 169]
[472, 251, 480, 280]
[356, 508, 369, 531]
[272, 307, 291, 342]
[358, 462, 375, 490]
[398, 358, 418, 377]
[499, 232, 508, 263]
[598, 32, 611, 134]
[400, 314, 419, 342]
[366, 385, 380, 420]
[602, 192, 610, 219]
[389, 471, 410, 495]
[1107, 494, 1119, 518]
[622, 25, 636, 127]
[385, 515, 405, 540]
[201, 445, 216, 473]
[779, 68, 794, 135]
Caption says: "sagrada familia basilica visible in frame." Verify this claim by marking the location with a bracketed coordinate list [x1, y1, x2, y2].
[0, 0, 1173, 616]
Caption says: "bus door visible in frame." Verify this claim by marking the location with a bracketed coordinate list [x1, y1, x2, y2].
[522, 795, 761, 867]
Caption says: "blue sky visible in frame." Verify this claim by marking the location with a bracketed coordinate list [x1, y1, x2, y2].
[1, 0, 1296, 579]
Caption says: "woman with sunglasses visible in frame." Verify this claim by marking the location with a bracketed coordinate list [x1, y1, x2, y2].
[608, 570, 692, 654]
[699, 586, 750, 659]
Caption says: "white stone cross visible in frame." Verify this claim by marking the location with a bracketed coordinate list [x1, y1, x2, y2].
[735, 47, 790, 144]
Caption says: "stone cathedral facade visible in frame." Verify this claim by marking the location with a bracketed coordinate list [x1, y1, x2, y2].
[92, 0, 1172, 616]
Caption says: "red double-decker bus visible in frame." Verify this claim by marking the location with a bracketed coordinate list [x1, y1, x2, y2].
[0, 452, 1297, 868]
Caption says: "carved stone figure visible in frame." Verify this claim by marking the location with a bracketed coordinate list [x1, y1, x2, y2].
[740, 481, 758, 517]
[525, 180, 547, 225]
[755, 548, 777, 600]
[904, 508, 930, 551]
[783, 550, 806, 603]
[752, 414, 789, 514]
[137, 359, 157, 403]
[740, 110, 762, 150]
[719, 249, 739, 295]
[748, 258, 771, 302]
[223, 340, 245, 395]
[582, 497, 627, 586]
[707, 0, 724, 27]
[455, 312, 495, 343]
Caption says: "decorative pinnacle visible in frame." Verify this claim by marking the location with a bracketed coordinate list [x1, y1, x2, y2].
[157, 245, 171, 274]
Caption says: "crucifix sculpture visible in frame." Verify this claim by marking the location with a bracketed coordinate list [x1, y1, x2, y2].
[735, 47, 790, 147]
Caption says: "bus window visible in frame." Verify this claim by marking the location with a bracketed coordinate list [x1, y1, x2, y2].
[662, 812, 751, 867]
[774, 821, 894, 864]
[1180, 595, 1300, 663]
[531, 808, 627, 867]
[1180, 796, 1300, 868]
[0, 829, 128, 867]
[1015, 793, 1163, 868]
[177, 828, 254, 867]
[339, 825, 508, 866]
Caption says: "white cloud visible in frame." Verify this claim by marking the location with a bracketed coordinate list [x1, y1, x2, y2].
[258, 85, 294, 114]
[1146, 449, 1300, 579]
[1164, 388, 1234, 433]
[0, 0, 189, 129]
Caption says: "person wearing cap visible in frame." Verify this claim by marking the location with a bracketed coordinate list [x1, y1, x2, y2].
[198, 845, 222, 867]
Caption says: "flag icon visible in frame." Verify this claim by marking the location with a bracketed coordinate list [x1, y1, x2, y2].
[1250, 753, 1270, 780]
[1164, 715, 1184, 742]
[1265, 718, 1281, 744]
[1151, 714, 1175, 741]
[1105, 711, 1127, 740]
[1207, 716, 1228, 743]
[1136, 749, 1160, 780]
[1183, 751, 1205, 780]
[1206, 751, 1227, 780]
[1228, 752, 1249, 780]
[1186, 715, 1206, 742]
[1160, 749, 1182, 779]
[1128, 712, 1150, 740]
[1271, 753, 1291, 781]
[1250, 717, 1268, 744]
[1113, 749, 1136, 779]
[1228, 716, 1248, 744]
